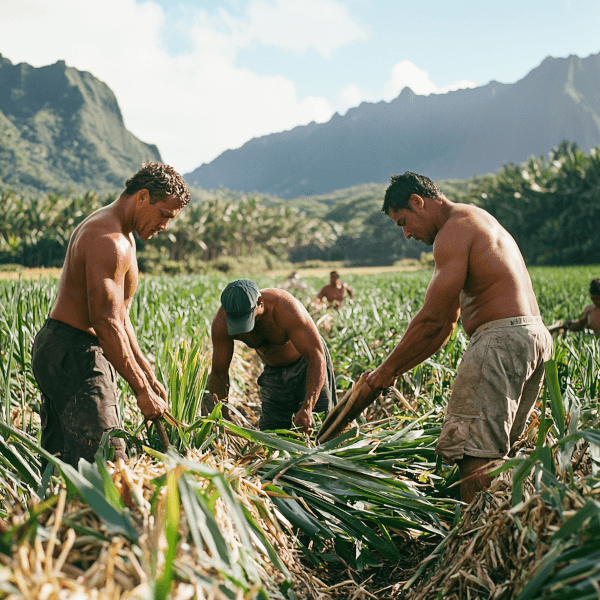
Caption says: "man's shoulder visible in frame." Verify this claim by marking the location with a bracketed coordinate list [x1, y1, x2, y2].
[448, 203, 491, 226]
[77, 215, 132, 253]
[583, 304, 597, 316]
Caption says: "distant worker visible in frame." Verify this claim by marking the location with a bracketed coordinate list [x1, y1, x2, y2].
[316, 271, 354, 307]
[550, 278, 600, 338]
[31, 162, 191, 468]
[207, 279, 336, 432]
[323, 172, 552, 505]
[281, 270, 307, 290]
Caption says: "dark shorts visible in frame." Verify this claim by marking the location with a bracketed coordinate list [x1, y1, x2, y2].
[257, 337, 336, 430]
[31, 318, 127, 468]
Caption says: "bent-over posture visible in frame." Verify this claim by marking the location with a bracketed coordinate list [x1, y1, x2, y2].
[363, 172, 552, 504]
[31, 162, 191, 468]
[207, 279, 336, 432]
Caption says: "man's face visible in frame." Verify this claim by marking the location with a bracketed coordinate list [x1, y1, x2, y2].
[138, 194, 183, 240]
[591, 294, 600, 308]
[388, 204, 435, 245]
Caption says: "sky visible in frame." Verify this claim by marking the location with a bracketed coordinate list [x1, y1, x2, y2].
[1, 0, 599, 175]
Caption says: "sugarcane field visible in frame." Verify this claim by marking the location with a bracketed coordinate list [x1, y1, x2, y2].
[1, 264, 600, 600]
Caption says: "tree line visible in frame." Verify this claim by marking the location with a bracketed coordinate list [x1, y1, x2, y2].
[1, 140, 598, 271]
[465, 141, 600, 265]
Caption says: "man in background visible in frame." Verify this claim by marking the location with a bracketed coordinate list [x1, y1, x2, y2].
[552, 278, 600, 338]
[31, 162, 191, 468]
[316, 270, 354, 308]
[207, 279, 336, 432]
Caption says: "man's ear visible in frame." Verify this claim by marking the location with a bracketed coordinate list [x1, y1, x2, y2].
[409, 194, 424, 211]
[135, 189, 150, 204]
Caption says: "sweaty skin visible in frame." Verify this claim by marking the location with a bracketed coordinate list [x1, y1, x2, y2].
[207, 288, 327, 432]
[365, 193, 541, 393]
[365, 192, 541, 504]
[562, 296, 600, 338]
[50, 189, 183, 420]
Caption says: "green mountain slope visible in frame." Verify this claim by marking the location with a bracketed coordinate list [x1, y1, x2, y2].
[0, 54, 161, 196]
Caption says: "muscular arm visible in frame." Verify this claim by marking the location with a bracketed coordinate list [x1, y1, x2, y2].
[207, 309, 235, 405]
[86, 234, 166, 418]
[367, 229, 466, 391]
[280, 298, 326, 429]
[124, 313, 166, 400]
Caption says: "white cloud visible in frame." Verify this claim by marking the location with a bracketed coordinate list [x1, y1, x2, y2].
[335, 60, 477, 116]
[244, 0, 369, 58]
[0, 1, 474, 177]
[383, 60, 477, 100]
[383, 61, 439, 99]
[0, 0, 367, 173]
[339, 83, 364, 109]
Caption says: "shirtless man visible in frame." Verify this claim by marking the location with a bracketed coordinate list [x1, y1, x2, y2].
[362, 172, 552, 503]
[31, 162, 191, 467]
[207, 279, 336, 432]
[555, 278, 600, 338]
[316, 271, 354, 307]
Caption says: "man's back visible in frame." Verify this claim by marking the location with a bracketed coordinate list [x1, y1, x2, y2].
[437, 203, 540, 336]
[318, 283, 345, 303]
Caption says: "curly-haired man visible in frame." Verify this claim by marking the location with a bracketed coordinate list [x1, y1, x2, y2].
[32, 162, 191, 468]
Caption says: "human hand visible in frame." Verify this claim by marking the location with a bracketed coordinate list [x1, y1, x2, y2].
[365, 364, 395, 393]
[152, 379, 168, 402]
[137, 389, 168, 420]
[293, 406, 315, 433]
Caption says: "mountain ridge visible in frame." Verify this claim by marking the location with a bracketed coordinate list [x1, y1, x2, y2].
[185, 51, 600, 198]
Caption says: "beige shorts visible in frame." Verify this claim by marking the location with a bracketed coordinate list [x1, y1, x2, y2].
[436, 316, 553, 465]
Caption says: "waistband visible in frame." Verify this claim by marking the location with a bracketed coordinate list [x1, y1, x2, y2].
[473, 315, 544, 336]
[44, 317, 101, 344]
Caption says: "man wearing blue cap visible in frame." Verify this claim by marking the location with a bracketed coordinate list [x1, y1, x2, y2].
[207, 279, 336, 432]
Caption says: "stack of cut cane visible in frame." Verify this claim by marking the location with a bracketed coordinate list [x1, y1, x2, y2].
[317, 373, 381, 443]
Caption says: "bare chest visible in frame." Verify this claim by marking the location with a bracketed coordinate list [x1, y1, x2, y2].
[235, 323, 289, 350]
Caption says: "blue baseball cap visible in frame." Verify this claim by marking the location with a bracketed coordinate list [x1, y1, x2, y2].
[220, 279, 260, 335]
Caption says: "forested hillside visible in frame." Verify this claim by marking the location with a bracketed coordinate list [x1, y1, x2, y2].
[0, 54, 161, 196]
[1, 142, 598, 271]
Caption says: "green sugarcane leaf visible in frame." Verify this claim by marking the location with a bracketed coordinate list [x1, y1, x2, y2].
[544, 360, 565, 437]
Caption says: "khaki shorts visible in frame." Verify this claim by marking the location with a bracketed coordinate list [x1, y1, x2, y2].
[436, 316, 553, 465]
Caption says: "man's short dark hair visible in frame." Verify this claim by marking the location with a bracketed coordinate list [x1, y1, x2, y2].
[123, 162, 191, 206]
[330, 271, 340, 279]
[590, 278, 600, 296]
[381, 171, 442, 215]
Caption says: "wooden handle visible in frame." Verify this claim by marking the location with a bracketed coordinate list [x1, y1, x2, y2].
[317, 374, 380, 444]
[547, 322, 565, 335]
[153, 418, 170, 451]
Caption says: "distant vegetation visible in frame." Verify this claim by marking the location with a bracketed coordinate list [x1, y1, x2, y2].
[465, 140, 600, 265]
[1, 141, 599, 272]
